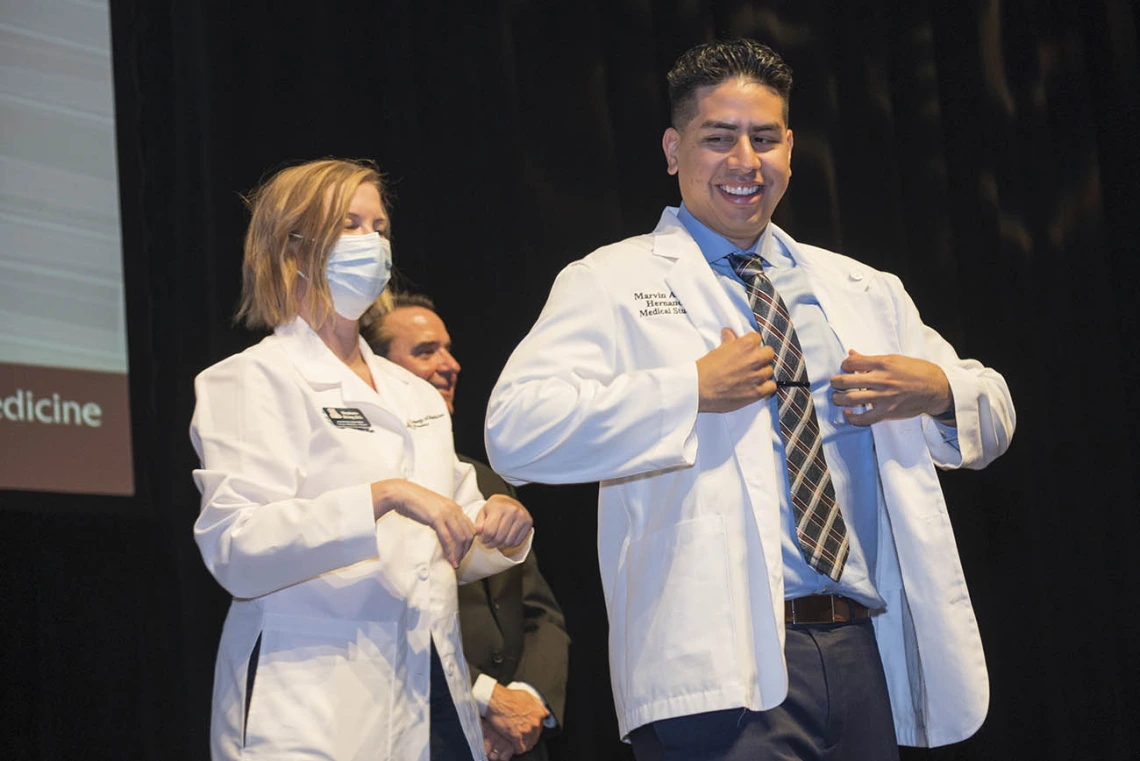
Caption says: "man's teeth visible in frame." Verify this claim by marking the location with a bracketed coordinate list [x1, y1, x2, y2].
[721, 185, 759, 196]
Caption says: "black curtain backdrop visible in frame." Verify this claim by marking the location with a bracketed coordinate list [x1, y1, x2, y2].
[3, 1, 1138, 759]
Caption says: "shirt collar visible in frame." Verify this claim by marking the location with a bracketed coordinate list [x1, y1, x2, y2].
[676, 203, 784, 268]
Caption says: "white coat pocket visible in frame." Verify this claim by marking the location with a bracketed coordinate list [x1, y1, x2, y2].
[243, 613, 397, 759]
[621, 515, 739, 706]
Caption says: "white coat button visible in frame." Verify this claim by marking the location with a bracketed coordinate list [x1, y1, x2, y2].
[418, 564, 429, 580]
[849, 270, 864, 281]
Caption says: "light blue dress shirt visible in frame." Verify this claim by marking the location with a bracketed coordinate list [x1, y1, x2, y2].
[677, 204, 886, 609]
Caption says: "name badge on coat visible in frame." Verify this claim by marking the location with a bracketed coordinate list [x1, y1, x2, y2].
[322, 407, 373, 432]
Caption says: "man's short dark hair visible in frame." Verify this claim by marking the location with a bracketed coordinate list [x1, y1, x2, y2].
[667, 39, 793, 128]
[364, 292, 436, 357]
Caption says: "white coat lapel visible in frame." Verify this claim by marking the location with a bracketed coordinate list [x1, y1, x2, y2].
[773, 226, 891, 355]
[653, 213, 785, 580]
[275, 318, 409, 431]
[653, 212, 753, 344]
[359, 354, 415, 422]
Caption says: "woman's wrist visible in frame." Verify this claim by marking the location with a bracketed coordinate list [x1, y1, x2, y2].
[370, 479, 403, 521]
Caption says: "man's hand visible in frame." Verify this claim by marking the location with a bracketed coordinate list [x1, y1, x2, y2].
[482, 720, 516, 760]
[484, 683, 547, 754]
[475, 495, 533, 553]
[696, 328, 777, 412]
[830, 350, 954, 426]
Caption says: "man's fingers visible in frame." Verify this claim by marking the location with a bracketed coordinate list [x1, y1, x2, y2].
[720, 327, 738, 344]
[840, 349, 885, 373]
[843, 406, 882, 427]
[832, 388, 874, 407]
[831, 371, 883, 392]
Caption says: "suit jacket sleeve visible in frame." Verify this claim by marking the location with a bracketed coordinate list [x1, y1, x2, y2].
[458, 456, 571, 726]
[513, 548, 570, 725]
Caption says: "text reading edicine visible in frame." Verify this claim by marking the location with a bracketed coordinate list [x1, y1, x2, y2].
[0, 389, 103, 427]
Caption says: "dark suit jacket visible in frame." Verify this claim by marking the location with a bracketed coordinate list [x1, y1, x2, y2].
[458, 455, 570, 758]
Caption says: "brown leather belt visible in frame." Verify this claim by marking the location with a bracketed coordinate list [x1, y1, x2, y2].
[785, 595, 870, 624]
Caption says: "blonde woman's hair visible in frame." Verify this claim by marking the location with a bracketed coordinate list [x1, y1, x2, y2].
[236, 158, 386, 329]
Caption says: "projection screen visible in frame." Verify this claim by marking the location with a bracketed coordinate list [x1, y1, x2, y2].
[0, 0, 134, 496]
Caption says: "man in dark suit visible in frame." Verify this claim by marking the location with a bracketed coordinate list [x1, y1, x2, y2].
[366, 293, 570, 761]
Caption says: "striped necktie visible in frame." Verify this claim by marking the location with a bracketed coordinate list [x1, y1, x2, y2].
[730, 253, 849, 580]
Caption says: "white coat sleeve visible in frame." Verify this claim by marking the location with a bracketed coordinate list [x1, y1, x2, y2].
[452, 455, 532, 583]
[888, 274, 1016, 469]
[190, 355, 379, 599]
[486, 261, 699, 485]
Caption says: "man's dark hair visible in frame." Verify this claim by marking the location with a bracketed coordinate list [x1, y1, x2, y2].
[363, 292, 436, 357]
[667, 39, 793, 128]
[391, 292, 436, 312]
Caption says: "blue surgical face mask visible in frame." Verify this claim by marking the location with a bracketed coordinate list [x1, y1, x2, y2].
[323, 232, 392, 320]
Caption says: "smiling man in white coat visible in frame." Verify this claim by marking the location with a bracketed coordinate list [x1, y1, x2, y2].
[484, 39, 1015, 761]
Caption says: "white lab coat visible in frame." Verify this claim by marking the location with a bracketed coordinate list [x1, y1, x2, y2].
[485, 209, 1014, 747]
[191, 317, 526, 761]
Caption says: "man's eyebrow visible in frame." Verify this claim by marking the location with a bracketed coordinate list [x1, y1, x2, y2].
[700, 120, 741, 131]
[698, 120, 783, 132]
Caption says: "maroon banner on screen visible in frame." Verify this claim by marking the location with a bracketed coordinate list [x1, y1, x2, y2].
[0, 362, 134, 496]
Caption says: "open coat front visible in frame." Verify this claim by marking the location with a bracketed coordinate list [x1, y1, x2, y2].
[485, 209, 1014, 747]
[192, 318, 526, 760]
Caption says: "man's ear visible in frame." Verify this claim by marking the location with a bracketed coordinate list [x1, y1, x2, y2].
[662, 128, 680, 176]
[786, 128, 793, 178]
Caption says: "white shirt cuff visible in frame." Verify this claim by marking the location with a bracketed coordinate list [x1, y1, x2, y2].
[472, 673, 497, 716]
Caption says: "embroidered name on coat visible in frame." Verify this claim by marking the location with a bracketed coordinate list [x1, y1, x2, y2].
[406, 413, 445, 429]
[323, 407, 373, 432]
[633, 291, 687, 317]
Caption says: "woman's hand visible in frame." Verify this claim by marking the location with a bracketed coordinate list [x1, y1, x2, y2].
[371, 479, 476, 568]
[475, 495, 533, 554]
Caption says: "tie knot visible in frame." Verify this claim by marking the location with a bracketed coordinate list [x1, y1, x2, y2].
[728, 252, 766, 281]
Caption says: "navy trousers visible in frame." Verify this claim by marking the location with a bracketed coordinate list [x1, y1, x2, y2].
[430, 642, 476, 760]
[629, 620, 899, 761]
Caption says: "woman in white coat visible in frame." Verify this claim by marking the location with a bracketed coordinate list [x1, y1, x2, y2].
[190, 158, 533, 761]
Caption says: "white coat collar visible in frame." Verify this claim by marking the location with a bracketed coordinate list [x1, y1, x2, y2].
[273, 316, 415, 414]
[649, 207, 883, 355]
[651, 209, 755, 341]
[770, 227, 886, 354]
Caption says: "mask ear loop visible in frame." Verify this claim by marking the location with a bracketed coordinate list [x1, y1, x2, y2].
[288, 232, 310, 280]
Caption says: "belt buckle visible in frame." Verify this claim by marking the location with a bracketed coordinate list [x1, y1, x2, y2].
[788, 595, 845, 625]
